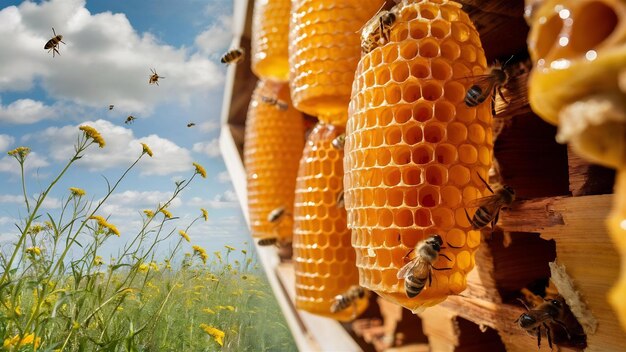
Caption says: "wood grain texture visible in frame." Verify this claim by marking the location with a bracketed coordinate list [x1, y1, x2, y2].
[567, 145, 616, 196]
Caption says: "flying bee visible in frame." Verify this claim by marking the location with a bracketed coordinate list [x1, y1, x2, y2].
[148, 68, 165, 85]
[257, 237, 279, 247]
[44, 27, 66, 57]
[221, 48, 245, 65]
[463, 57, 514, 108]
[331, 133, 346, 150]
[125, 115, 137, 124]
[260, 95, 288, 111]
[397, 234, 452, 298]
[360, 6, 398, 54]
[330, 285, 368, 319]
[336, 190, 345, 209]
[108, 105, 114, 111]
[464, 172, 515, 230]
[516, 296, 573, 349]
[187, 122, 196, 128]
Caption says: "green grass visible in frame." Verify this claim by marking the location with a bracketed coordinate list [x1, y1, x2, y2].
[0, 127, 296, 351]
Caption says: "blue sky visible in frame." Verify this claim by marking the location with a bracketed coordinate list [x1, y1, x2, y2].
[0, 0, 251, 260]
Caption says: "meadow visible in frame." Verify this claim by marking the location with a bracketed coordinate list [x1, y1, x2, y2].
[0, 126, 296, 351]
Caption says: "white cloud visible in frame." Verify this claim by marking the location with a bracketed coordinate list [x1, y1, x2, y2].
[0, 99, 56, 124]
[35, 119, 193, 175]
[192, 139, 221, 158]
[216, 171, 230, 183]
[195, 15, 233, 57]
[187, 189, 239, 209]
[0, 151, 49, 175]
[0, 134, 14, 152]
[97, 190, 182, 218]
[0, 0, 225, 117]
[0, 193, 60, 209]
[198, 120, 220, 133]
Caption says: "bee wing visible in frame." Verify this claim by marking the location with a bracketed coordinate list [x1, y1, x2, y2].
[459, 74, 498, 92]
[357, 2, 387, 34]
[465, 194, 506, 210]
[397, 258, 428, 279]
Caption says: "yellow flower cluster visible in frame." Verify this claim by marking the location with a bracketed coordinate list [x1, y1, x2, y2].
[140, 142, 153, 157]
[94, 256, 104, 266]
[193, 162, 207, 178]
[69, 187, 86, 197]
[199, 324, 225, 347]
[3, 333, 41, 350]
[26, 224, 45, 235]
[215, 305, 235, 312]
[88, 215, 120, 237]
[179, 230, 190, 242]
[79, 125, 106, 148]
[26, 247, 41, 256]
[160, 208, 173, 219]
[192, 245, 208, 264]
[7, 146, 31, 159]
[143, 209, 154, 218]
[201, 208, 208, 221]
[202, 307, 216, 314]
[224, 245, 235, 251]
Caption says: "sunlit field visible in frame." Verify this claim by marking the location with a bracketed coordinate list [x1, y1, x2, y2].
[0, 127, 296, 351]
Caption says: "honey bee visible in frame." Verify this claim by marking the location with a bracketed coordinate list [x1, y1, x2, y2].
[257, 237, 279, 247]
[396, 234, 452, 298]
[220, 48, 245, 65]
[108, 105, 114, 111]
[44, 27, 65, 57]
[148, 68, 165, 85]
[336, 190, 345, 209]
[331, 133, 346, 150]
[330, 285, 368, 318]
[267, 206, 290, 223]
[260, 95, 288, 111]
[125, 115, 137, 124]
[187, 122, 196, 128]
[516, 296, 573, 349]
[360, 6, 398, 54]
[464, 173, 515, 230]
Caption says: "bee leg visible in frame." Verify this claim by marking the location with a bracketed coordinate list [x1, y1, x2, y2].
[464, 208, 475, 228]
[445, 241, 463, 249]
[491, 210, 500, 230]
[536, 326, 542, 348]
[544, 323, 553, 350]
[498, 85, 509, 104]
[516, 298, 531, 311]
[476, 172, 494, 194]
[428, 268, 432, 287]
[403, 248, 414, 261]
[439, 253, 453, 262]
[553, 319, 572, 340]
[431, 266, 452, 271]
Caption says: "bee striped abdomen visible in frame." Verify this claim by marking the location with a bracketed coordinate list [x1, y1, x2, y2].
[471, 207, 493, 229]
[257, 238, 278, 246]
[405, 275, 427, 298]
[330, 295, 350, 313]
[221, 48, 244, 65]
[465, 85, 486, 107]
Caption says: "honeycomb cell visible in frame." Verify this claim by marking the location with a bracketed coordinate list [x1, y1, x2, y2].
[293, 123, 366, 321]
[289, 0, 385, 121]
[245, 80, 304, 240]
[251, 0, 291, 81]
[345, 0, 491, 311]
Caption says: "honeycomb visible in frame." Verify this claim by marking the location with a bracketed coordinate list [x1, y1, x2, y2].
[344, 0, 492, 311]
[293, 123, 367, 321]
[251, 0, 291, 81]
[244, 80, 304, 240]
[288, 0, 385, 124]
[609, 171, 626, 331]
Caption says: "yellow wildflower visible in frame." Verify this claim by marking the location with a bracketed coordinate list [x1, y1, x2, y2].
[7, 146, 30, 159]
[26, 247, 41, 256]
[140, 142, 153, 157]
[94, 256, 104, 266]
[104, 222, 120, 236]
[89, 215, 107, 225]
[225, 245, 235, 251]
[72, 321, 81, 329]
[69, 187, 85, 197]
[79, 125, 106, 148]
[179, 230, 190, 242]
[143, 209, 154, 218]
[201, 208, 208, 221]
[160, 208, 173, 219]
[193, 162, 207, 178]
[26, 224, 44, 235]
[44, 220, 54, 230]
[3, 333, 41, 349]
[203, 308, 216, 314]
[192, 245, 208, 264]
[216, 305, 235, 312]
[199, 324, 225, 347]
[213, 251, 222, 262]
[138, 264, 149, 273]
[241, 249, 247, 255]
[149, 262, 159, 271]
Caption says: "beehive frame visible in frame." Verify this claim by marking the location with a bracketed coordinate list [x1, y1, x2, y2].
[220, 0, 625, 350]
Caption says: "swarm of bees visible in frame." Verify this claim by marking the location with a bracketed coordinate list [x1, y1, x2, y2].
[44, 27, 66, 57]
[221, 48, 245, 65]
[149, 68, 165, 85]
[330, 285, 368, 319]
[397, 234, 453, 298]
[260, 95, 288, 111]
[464, 173, 515, 230]
[360, 5, 398, 54]
[125, 115, 137, 125]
